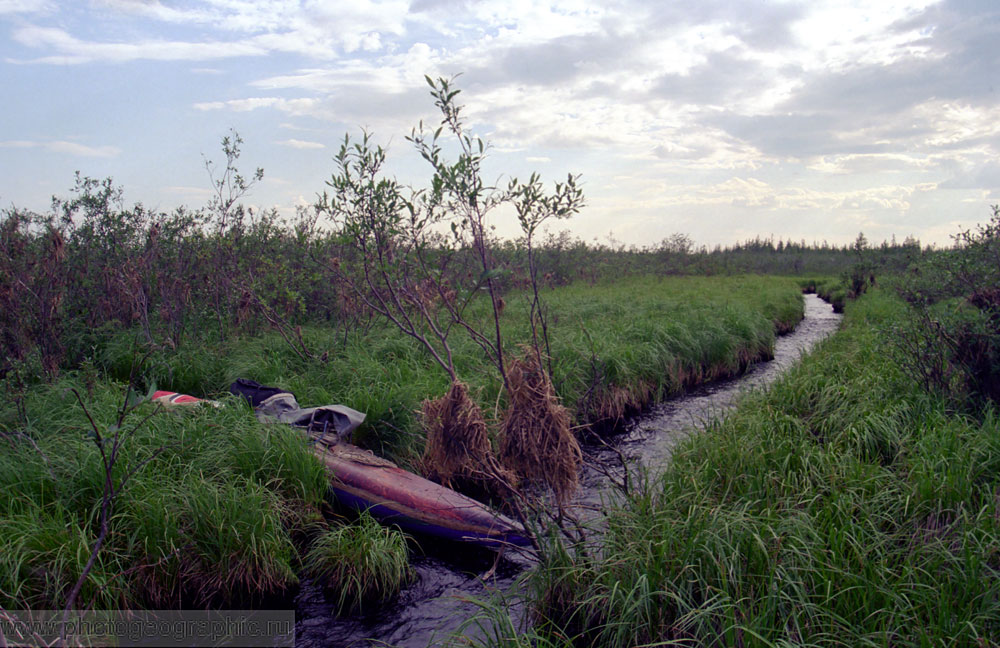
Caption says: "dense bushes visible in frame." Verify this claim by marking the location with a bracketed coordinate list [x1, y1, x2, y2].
[0, 152, 917, 390]
[890, 205, 1000, 407]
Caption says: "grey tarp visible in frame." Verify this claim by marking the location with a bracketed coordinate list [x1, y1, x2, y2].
[254, 392, 365, 441]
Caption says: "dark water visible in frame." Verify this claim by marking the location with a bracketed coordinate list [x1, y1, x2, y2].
[295, 294, 842, 648]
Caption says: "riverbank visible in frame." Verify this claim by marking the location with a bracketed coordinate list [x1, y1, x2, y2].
[0, 275, 803, 614]
[295, 293, 842, 648]
[493, 289, 1000, 647]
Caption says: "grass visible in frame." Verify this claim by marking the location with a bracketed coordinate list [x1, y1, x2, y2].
[500, 288, 1000, 647]
[99, 275, 804, 461]
[800, 276, 848, 312]
[0, 275, 803, 611]
[0, 379, 327, 609]
[303, 511, 412, 613]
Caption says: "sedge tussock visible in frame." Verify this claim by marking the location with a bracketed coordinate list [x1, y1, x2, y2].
[303, 512, 411, 614]
[420, 381, 515, 492]
[500, 352, 581, 505]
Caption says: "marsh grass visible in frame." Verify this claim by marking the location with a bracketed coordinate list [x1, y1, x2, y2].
[506, 289, 1000, 647]
[0, 275, 803, 611]
[0, 378, 327, 609]
[303, 512, 412, 613]
[801, 276, 848, 312]
[105, 276, 801, 452]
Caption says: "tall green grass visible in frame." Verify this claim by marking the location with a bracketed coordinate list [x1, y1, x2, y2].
[0, 379, 327, 609]
[504, 289, 1000, 646]
[100, 275, 803, 459]
[0, 275, 802, 611]
[303, 511, 412, 613]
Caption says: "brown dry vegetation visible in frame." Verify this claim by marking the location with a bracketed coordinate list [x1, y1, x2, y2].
[419, 381, 515, 493]
[499, 351, 581, 505]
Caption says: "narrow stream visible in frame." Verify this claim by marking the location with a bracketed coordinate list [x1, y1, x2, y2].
[295, 294, 842, 648]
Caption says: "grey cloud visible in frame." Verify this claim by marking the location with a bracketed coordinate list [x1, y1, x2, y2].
[647, 48, 770, 106]
[710, 113, 893, 158]
[799, 0, 999, 111]
[705, 0, 999, 160]
[939, 161, 1000, 190]
[464, 30, 641, 87]
[642, 0, 804, 50]
[463, 0, 805, 90]
[295, 84, 432, 127]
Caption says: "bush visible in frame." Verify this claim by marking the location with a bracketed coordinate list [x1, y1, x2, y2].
[890, 206, 1000, 406]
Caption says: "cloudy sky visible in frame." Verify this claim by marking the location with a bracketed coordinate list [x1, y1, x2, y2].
[2, 0, 998, 247]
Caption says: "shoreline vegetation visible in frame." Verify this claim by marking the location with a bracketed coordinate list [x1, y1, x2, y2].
[459, 286, 1000, 647]
[0, 274, 805, 613]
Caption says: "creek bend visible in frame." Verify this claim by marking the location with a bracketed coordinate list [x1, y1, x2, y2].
[294, 294, 842, 648]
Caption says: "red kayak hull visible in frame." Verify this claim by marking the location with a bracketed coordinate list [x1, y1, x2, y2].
[313, 443, 530, 549]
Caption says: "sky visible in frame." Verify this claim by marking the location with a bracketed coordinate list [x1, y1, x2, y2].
[1, 0, 998, 248]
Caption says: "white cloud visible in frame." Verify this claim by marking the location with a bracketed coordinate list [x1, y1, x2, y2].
[0, 0, 52, 14]
[623, 176, 926, 214]
[10, 26, 267, 64]
[193, 96, 320, 115]
[90, 0, 216, 24]
[807, 153, 934, 175]
[278, 138, 325, 149]
[916, 101, 1000, 147]
[0, 139, 120, 157]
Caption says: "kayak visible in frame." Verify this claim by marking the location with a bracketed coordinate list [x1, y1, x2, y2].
[312, 440, 531, 549]
[151, 385, 530, 549]
[152, 390, 220, 407]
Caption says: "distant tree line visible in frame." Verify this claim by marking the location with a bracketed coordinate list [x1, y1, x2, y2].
[0, 167, 941, 386]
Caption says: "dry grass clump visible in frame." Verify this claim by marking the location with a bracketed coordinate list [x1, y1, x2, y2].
[420, 381, 514, 492]
[500, 352, 582, 505]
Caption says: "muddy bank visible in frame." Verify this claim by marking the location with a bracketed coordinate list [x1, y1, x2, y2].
[294, 294, 841, 648]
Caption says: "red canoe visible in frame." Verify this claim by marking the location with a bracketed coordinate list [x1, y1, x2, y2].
[311, 441, 531, 549]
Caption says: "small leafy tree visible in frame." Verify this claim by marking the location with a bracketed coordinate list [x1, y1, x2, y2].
[203, 129, 264, 342]
[507, 172, 583, 375]
[845, 231, 874, 297]
[316, 76, 585, 502]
